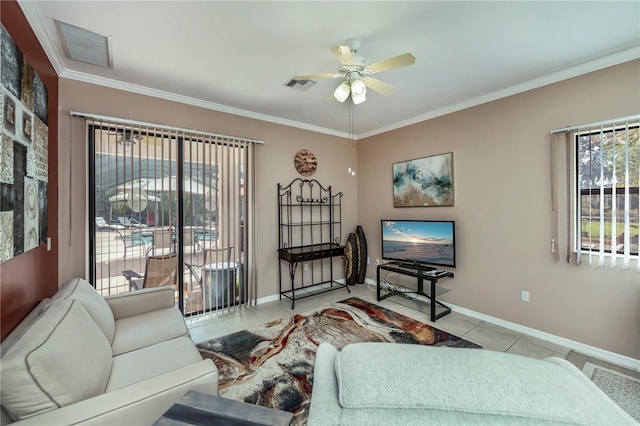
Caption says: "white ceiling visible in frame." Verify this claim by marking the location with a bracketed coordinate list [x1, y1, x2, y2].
[18, 1, 640, 139]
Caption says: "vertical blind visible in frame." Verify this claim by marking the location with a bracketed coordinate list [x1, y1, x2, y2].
[551, 115, 639, 272]
[76, 112, 261, 316]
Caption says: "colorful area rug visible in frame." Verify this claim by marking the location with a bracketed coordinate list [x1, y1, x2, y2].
[197, 296, 480, 425]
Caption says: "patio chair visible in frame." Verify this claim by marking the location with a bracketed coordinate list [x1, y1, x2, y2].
[184, 247, 233, 292]
[147, 228, 175, 255]
[182, 228, 199, 253]
[122, 252, 178, 291]
[95, 216, 125, 230]
[195, 227, 218, 252]
[115, 229, 150, 259]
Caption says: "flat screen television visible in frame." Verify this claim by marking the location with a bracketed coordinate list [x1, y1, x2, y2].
[381, 220, 456, 268]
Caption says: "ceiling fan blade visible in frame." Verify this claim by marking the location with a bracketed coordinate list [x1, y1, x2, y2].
[293, 73, 342, 80]
[363, 77, 395, 96]
[331, 45, 355, 65]
[369, 53, 416, 73]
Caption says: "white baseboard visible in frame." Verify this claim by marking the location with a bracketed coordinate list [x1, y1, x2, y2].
[447, 302, 639, 371]
[256, 279, 638, 371]
[256, 294, 281, 305]
[363, 278, 639, 371]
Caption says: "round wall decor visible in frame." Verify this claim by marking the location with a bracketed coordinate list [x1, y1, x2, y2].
[294, 149, 318, 176]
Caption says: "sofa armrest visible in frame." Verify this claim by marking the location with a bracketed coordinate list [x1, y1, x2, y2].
[6, 359, 218, 425]
[307, 343, 342, 426]
[105, 286, 175, 320]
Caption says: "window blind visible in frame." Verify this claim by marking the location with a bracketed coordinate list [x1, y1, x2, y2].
[551, 115, 640, 272]
[75, 112, 260, 315]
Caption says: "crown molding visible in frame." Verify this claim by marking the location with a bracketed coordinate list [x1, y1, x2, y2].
[359, 46, 640, 139]
[60, 68, 349, 139]
[61, 45, 640, 141]
[17, 0, 639, 141]
[17, 0, 66, 75]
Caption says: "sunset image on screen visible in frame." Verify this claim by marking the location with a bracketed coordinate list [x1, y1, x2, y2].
[382, 220, 455, 267]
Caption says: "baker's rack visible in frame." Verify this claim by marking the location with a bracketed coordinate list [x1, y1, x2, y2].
[277, 178, 348, 308]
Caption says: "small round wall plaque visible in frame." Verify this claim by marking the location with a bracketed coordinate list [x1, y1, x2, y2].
[294, 149, 318, 176]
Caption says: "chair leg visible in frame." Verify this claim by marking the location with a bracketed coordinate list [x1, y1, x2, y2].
[184, 264, 203, 293]
[129, 279, 142, 291]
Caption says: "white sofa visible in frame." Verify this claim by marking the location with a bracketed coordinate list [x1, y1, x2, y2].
[0, 278, 218, 425]
[308, 342, 636, 425]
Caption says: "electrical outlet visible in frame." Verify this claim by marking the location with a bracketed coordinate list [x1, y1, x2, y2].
[521, 291, 530, 302]
[367, 256, 370, 264]
[304, 263, 309, 271]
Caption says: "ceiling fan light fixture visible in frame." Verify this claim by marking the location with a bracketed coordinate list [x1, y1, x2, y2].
[334, 82, 350, 102]
[350, 78, 366, 104]
[352, 92, 366, 105]
[350, 79, 366, 97]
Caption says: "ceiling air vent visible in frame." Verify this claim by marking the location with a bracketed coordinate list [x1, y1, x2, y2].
[283, 77, 316, 92]
[56, 20, 112, 68]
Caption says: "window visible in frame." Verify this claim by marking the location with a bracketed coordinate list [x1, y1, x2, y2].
[576, 125, 639, 257]
[551, 115, 639, 271]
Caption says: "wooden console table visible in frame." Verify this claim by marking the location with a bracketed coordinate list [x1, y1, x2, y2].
[376, 262, 453, 322]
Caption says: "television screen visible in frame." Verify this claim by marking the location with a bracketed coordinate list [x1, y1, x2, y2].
[381, 220, 456, 268]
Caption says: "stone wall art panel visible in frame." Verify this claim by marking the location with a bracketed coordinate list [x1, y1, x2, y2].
[0, 24, 48, 262]
[0, 211, 13, 261]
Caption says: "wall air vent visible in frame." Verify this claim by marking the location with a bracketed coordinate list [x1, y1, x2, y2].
[283, 77, 316, 92]
[55, 20, 112, 68]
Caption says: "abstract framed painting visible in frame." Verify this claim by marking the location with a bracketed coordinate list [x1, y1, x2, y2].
[393, 152, 454, 207]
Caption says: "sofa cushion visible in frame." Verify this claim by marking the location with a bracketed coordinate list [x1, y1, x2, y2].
[50, 278, 116, 344]
[1, 300, 112, 420]
[0, 299, 50, 358]
[106, 336, 203, 391]
[334, 343, 633, 425]
[110, 307, 189, 356]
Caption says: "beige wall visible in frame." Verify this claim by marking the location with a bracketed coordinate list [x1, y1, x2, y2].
[357, 60, 640, 358]
[57, 80, 358, 299]
[58, 60, 638, 358]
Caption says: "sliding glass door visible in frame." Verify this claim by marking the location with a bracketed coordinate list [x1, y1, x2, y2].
[88, 119, 253, 315]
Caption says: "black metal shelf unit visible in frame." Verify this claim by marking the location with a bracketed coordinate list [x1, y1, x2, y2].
[376, 262, 453, 322]
[277, 178, 349, 308]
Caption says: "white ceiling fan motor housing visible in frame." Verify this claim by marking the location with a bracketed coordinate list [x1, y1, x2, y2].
[345, 38, 362, 53]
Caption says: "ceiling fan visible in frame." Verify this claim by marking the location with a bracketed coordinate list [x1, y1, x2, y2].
[294, 38, 416, 105]
[116, 129, 140, 152]
[116, 129, 163, 151]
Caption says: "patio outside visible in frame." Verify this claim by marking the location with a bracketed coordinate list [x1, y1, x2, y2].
[91, 124, 247, 316]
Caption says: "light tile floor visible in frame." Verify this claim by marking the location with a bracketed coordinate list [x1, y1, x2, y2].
[186, 283, 640, 422]
[187, 283, 572, 362]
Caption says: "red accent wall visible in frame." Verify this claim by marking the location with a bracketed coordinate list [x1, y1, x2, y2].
[1, 0, 59, 340]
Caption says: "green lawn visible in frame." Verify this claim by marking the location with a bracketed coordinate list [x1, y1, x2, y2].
[581, 220, 639, 238]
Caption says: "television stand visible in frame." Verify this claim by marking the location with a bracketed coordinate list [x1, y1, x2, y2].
[376, 262, 453, 322]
